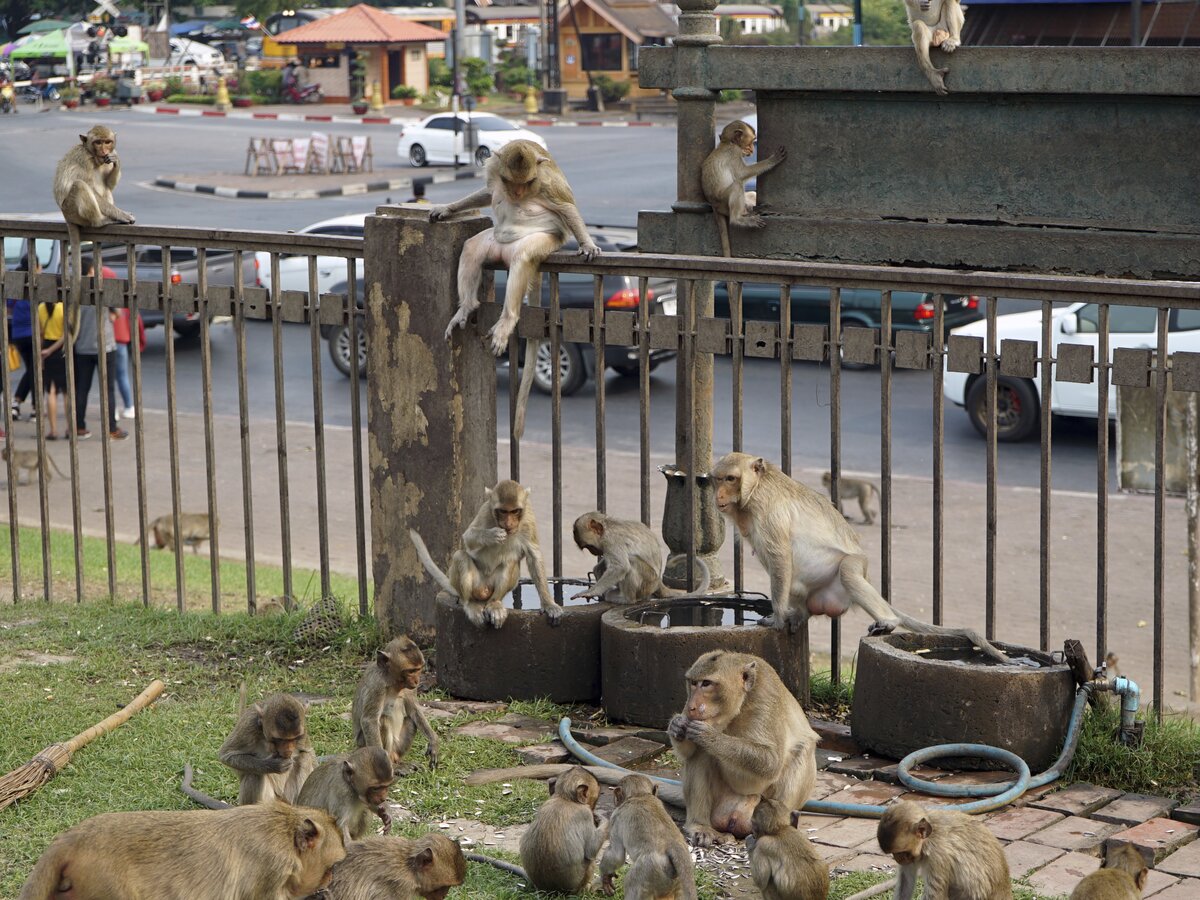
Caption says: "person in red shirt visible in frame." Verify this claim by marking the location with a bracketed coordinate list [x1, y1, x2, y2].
[112, 307, 145, 419]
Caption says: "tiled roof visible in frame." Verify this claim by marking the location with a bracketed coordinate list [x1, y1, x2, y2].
[280, 4, 448, 43]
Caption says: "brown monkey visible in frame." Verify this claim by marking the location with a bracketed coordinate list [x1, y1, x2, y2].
[599, 773, 697, 900]
[140, 512, 217, 554]
[410, 479, 562, 629]
[667, 651, 817, 846]
[519, 765, 608, 894]
[745, 798, 829, 900]
[701, 120, 787, 258]
[18, 801, 344, 900]
[52, 125, 136, 311]
[219, 692, 317, 805]
[2, 446, 69, 484]
[432, 140, 599, 438]
[297, 747, 396, 844]
[1069, 844, 1149, 900]
[573, 511, 711, 603]
[322, 834, 466, 900]
[351, 635, 439, 774]
[713, 452, 1009, 662]
[903, 0, 964, 94]
[822, 472, 880, 526]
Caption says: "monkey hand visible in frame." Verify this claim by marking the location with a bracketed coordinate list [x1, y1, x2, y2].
[376, 804, 393, 833]
[667, 714, 690, 742]
[576, 586, 602, 600]
[685, 824, 730, 847]
[601, 874, 616, 896]
[770, 146, 788, 164]
[264, 755, 293, 774]
[426, 743, 439, 769]
[940, 36, 960, 52]
[744, 834, 757, 852]
[443, 309, 469, 340]
[682, 719, 713, 744]
[542, 602, 563, 626]
[577, 240, 601, 262]
[429, 205, 452, 222]
[483, 526, 509, 545]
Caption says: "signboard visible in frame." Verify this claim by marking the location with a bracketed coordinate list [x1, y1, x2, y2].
[308, 54, 341, 68]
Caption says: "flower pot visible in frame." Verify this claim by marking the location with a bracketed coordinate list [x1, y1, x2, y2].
[232, 97, 253, 108]
[474, 95, 487, 105]
[63, 99, 79, 109]
[402, 97, 416, 107]
[352, 103, 368, 115]
[95, 97, 110, 107]
[147, 89, 163, 102]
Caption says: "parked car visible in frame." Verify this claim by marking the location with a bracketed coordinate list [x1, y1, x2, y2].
[397, 112, 548, 168]
[944, 303, 1200, 442]
[252, 214, 364, 299]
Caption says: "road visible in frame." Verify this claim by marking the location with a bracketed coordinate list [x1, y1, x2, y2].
[0, 111, 1111, 490]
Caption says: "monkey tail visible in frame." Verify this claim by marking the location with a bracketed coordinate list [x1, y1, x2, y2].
[180, 762, 232, 810]
[667, 844, 699, 900]
[463, 852, 528, 881]
[408, 529, 457, 596]
[45, 454, 69, 480]
[843, 877, 898, 900]
[891, 611, 1010, 665]
[656, 557, 712, 599]
[64, 221, 83, 336]
[713, 212, 731, 259]
[511, 338, 540, 440]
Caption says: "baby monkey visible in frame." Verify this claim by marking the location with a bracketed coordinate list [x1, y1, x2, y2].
[296, 746, 396, 844]
[822, 472, 880, 526]
[351, 634, 439, 774]
[600, 773, 697, 900]
[2, 446, 69, 485]
[519, 765, 608, 894]
[745, 798, 829, 900]
[701, 120, 786, 257]
[1070, 844, 1149, 900]
[573, 511, 710, 603]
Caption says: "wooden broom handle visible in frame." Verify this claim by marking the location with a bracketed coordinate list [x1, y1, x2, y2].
[63, 680, 165, 754]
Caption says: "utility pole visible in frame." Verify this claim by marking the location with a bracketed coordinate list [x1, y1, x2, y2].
[853, 0, 863, 45]
[452, 0, 466, 167]
[1186, 394, 1199, 702]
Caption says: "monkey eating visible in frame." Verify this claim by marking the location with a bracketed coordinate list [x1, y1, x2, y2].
[218, 692, 317, 806]
[572, 511, 710, 603]
[297, 746, 396, 844]
[321, 834, 467, 900]
[2, 446, 69, 485]
[519, 765, 608, 894]
[712, 452, 1011, 663]
[52, 125, 136, 309]
[745, 798, 829, 900]
[1069, 844, 1149, 900]
[431, 140, 599, 438]
[822, 472, 880, 526]
[409, 479, 562, 629]
[139, 512, 216, 555]
[18, 802, 344, 900]
[351, 634, 439, 774]
[666, 651, 818, 847]
[600, 773, 698, 900]
[701, 120, 787, 258]
[903, 0, 965, 94]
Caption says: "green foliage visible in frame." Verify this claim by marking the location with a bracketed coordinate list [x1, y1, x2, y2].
[90, 76, 116, 97]
[350, 49, 369, 100]
[592, 74, 630, 103]
[164, 75, 184, 97]
[428, 57, 453, 88]
[462, 56, 494, 97]
[244, 69, 281, 102]
[1066, 701, 1200, 799]
[495, 49, 532, 91]
[811, 0, 911, 45]
[166, 94, 217, 105]
[3, 0, 91, 41]
[391, 83, 419, 99]
[717, 89, 744, 103]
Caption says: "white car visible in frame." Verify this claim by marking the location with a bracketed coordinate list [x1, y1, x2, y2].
[252, 213, 365, 299]
[944, 303, 1200, 441]
[165, 38, 225, 67]
[397, 113, 547, 168]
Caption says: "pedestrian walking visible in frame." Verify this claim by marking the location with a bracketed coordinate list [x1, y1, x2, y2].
[36, 296, 67, 440]
[8, 254, 40, 422]
[112, 307, 144, 419]
[73, 267, 127, 441]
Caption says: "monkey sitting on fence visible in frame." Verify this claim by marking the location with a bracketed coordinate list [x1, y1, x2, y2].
[902, 0, 965, 94]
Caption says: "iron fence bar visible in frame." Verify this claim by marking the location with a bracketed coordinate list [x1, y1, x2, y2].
[1039, 298, 1053, 651]
[270, 253, 294, 603]
[348, 260, 367, 617]
[163, 245, 185, 612]
[233, 250, 257, 614]
[1, 235, 19, 602]
[60, 238, 84, 603]
[732, 280, 744, 595]
[779, 284, 792, 477]
[829, 287, 842, 683]
[985, 297, 998, 640]
[127, 242, 150, 607]
[880, 291, 893, 599]
[307, 256, 331, 600]
[933, 295, 945, 626]
[550, 273, 563, 578]
[593, 275, 607, 513]
[198, 248, 222, 613]
[1153, 307, 1168, 719]
[684, 280, 696, 591]
[93, 246, 116, 598]
[1096, 304, 1110, 665]
[31, 249, 51, 603]
[638, 276, 650, 527]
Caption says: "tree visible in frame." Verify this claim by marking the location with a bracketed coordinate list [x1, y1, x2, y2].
[2, 0, 91, 41]
[810, 0, 911, 46]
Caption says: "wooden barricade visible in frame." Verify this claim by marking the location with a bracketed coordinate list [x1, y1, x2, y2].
[244, 137, 274, 176]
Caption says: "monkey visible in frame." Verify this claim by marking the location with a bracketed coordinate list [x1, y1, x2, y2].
[1, 446, 69, 485]
[572, 511, 711, 603]
[219, 692, 318, 806]
[431, 140, 599, 439]
[903, 0, 965, 94]
[255, 597, 290, 616]
[351, 635, 439, 775]
[822, 471, 880, 526]
[1069, 844, 1149, 900]
[18, 801, 344, 900]
[138, 512, 217, 555]
[181, 761, 233, 809]
[409, 479, 562, 629]
[599, 773, 697, 900]
[701, 120, 787, 258]
[518, 765, 608, 894]
[712, 452, 1011, 663]
[297, 747, 396, 844]
[745, 798, 829, 900]
[321, 834, 467, 900]
[844, 799, 1011, 900]
[52, 125, 135, 313]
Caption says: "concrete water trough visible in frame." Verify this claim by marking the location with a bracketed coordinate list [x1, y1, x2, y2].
[435, 578, 611, 704]
[850, 633, 1075, 771]
[600, 594, 807, 727]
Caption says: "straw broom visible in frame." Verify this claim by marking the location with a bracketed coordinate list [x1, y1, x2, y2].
[0, 679, 165, 812]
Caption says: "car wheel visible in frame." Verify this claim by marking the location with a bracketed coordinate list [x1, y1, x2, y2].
[610, 362, 639, 377]
[966, 376, 1039, 442]
[409, 144, 427, 167]
[532, 342, 586, 396]
[172, 322, 200, 339]
[474, 145, 492, 166]
[328, 325, 368, 378]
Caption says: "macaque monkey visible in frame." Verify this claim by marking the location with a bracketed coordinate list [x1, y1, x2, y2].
[519, 765, 608, 894]
[52, 125, 136, 310]
[297, 747, 396, 844]
[712, 452, 1010, 663]
[1069, 845, 1149, 900]
[2, 446, 69, 484]
[573, 511, 711, 603]
[846, 800, 1011, 900]
[701, 120, 787, 257]
[18, 801, 344, 900]
[322, 834, 466, 900]
[599, 773, 697, 900]
[351, 635, 439, 774]
[432, 140, 599, 438]
[745, 799, 829, 900]
[822, 472, 880, 526]
[666, 651, 818, 847]
[219, 692, 317, 805]
[903, 0, 965, 94]
[140, 512, 217, 555]
[409, 479, 562, 629]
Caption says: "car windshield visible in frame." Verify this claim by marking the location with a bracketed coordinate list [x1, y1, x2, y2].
[473, 117, 519, 132]
[3, 237, 54, 270]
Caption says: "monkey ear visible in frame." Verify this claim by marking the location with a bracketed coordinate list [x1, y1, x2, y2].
[650, 782, 659, 796]
[915, 818, 933, 839]
[376, 650, 391, 669]
[741, 660, 758, 693]
[1135, 868, 1149, 890]
[412, 846, 435, 868]
[790, 810, 801, 828]
[547, 777, 558, 798]
[295, 818, 321, 852]
[752, 457, 766, 474]
[342, 759, 356, 781]
[575, 783, 590, 804]
[614, 787, 624, 805]
[79, 133, 89, 144]
[588, 518, 604, 536]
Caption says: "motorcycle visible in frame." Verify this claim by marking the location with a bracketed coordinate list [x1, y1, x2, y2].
[282, 81, 323, 104]
[0, 80, 15, 114]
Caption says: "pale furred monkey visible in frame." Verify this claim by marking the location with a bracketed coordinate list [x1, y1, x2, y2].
[821, 472, 880, 526]
[573, 511, 711, 603]
[2, 446, 69, 485]
[904, 0, 965, 95]
[701, 120, 787, 257]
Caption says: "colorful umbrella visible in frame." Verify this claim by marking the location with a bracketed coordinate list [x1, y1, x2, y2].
[18, 19, 74, 35]
[108, 35, 150, 54]
[10, 29, 69, 59]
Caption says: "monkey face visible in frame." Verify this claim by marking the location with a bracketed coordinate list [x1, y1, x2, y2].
[494, 504, 524, 535]
[685, 678, 720, 721]
[715, 473, 741, 512]
[82, 129, 116, 164]
[366, 784, 391, 806]
[919, 0, 932, 9]
[402, 663, 423, 690]
[270, 732, 302, 759]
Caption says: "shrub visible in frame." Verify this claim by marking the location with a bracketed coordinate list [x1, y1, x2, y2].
[164, 75, 183, 97]
[718, 89, 744, 103]
[592, 75, 630, 103]
[166, 93, 216, 105]
[90, 76, 116, 96]
[391, 84, 419, 100]
[462, 57, 493, 96]
[244, 69, 281, 102]
[428, 57, 452, 88]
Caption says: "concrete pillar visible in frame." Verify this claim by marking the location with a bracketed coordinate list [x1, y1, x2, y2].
[365, 205, 497, 641]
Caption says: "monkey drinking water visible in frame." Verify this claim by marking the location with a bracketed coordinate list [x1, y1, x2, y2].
[701, 120, 786, 258]
[903, 0, 965, 94]
[572, 511, 710, 603]
[712, 452, 1011, 662]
